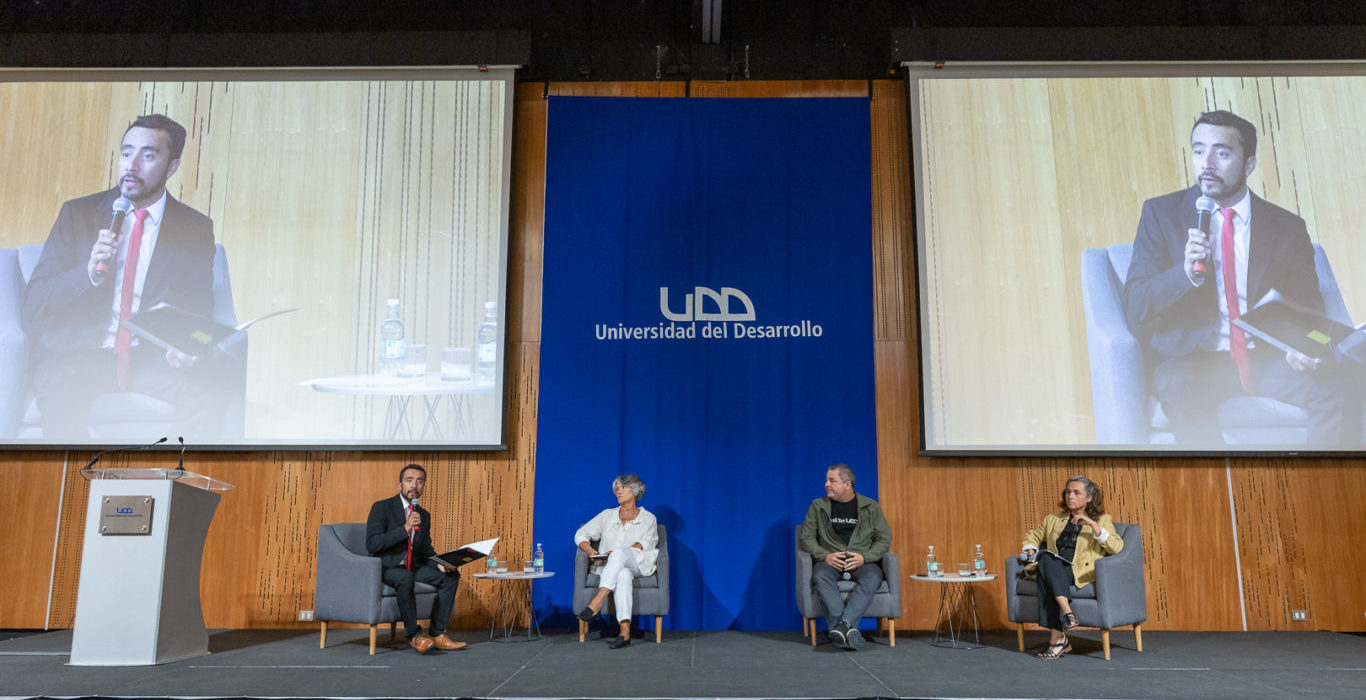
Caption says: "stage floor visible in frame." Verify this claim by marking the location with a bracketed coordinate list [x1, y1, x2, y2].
[1, 627, 1363, 700]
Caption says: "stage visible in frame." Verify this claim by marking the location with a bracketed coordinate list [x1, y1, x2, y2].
[1, 627, 1363, 700]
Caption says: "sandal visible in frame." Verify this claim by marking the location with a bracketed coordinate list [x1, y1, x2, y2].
[1062, 612, 1080, 630]
[1035, 641, 1070, 659]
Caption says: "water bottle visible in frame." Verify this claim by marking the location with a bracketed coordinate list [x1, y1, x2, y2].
[926, 545, 940, 578]
[533, 542, 544, 573]
[476, 301, 498, 383]
[379, 298, 404, 376]
[486, 552, 497, 574]
[973, 544, 986, 575]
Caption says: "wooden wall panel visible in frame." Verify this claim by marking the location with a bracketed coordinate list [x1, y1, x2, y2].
[0, 454, 67, 628]
[4, 79, 1364, 636]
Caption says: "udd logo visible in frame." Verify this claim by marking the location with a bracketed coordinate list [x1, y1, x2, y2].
[659, 286, 755, 322]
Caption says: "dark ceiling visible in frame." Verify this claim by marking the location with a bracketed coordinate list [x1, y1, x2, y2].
[3, 1, 1365, 80]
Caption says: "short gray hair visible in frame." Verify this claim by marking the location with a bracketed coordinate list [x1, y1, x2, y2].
[613, 474, 646, 500]
[828, 463, 854, 487]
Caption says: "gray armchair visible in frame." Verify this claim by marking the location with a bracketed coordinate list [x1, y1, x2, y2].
[1082, 242, 1362, 445]
[0, 242, 246, 441]
[794, 526, 900, 647]
[573, 523, 669, 643]
[315, 523, 437, 655]
[1006, 521, 1146, 660]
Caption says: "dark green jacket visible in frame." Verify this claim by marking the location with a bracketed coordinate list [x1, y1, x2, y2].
[800, 493, 892, 562]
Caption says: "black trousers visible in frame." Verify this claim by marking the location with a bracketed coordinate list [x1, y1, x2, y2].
[30, 345, 229, 442]
[382, 563, 459, 639]
[1035, 551, 1075, 632]
[1153, 349, 1359, 446]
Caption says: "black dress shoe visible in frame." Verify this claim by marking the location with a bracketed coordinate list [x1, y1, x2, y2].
[577, 607, 597, 622]
[608, 635, 631, 649]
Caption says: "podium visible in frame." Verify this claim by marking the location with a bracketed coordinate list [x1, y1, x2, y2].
[70, 467, 233, 666]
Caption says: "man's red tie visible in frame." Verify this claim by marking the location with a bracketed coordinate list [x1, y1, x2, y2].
[1220, 207, 1253, 393]
[405, 504, 415, 569]
[115, 209, 150, 390]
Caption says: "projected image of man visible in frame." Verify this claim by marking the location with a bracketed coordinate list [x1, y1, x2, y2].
[1122, 110, 1357, 446]
[799, 463, 892, 650]
[21, 114, 228, 441]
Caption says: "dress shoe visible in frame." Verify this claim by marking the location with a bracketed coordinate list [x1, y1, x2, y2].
[409, 634, 435, 654]
[608, 635, 631, 649]
[577, 607, 598, 622]
[432, 634, 467, 651]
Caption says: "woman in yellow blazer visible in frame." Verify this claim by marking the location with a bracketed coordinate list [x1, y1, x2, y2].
[1020, 476, 1124, 659]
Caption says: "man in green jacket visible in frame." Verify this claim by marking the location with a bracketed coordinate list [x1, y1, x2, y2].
[799, 463, 892, 650]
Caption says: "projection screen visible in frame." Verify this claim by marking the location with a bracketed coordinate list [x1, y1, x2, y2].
[908, 62, 1366, 454]
[0, 67, 515, 449]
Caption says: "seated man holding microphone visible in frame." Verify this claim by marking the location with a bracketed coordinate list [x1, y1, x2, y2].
[799, 463, 892, 650]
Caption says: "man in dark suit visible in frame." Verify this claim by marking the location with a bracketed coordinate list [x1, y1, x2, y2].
[21, 114, 226, 442]
[1123, 109, 1356, 446]
[365, 463, 464, 654]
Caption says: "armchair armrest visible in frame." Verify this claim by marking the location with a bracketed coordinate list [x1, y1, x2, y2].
[314, 527, 384, 624]
[1081, 247, 1149, 444]
[1094, 529, 1147, 628]
[654, 531, 670, 615]
[795, 538, 815, 618]
[572, 540, 593, 612]
[881, 551, 900, 612]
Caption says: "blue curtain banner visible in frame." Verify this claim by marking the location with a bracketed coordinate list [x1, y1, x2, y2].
[535, 96, 875, 631]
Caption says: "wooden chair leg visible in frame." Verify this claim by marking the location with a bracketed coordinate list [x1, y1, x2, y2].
[1017, 623, 1025, 652]
[369, 625, 377, 655]
[1102, 629, 1111, 660]
[802, 618, 809, 639]
[1134, 623, 1143, 652]
[655, 615, 662, 643]
[578, 619, 586, 643]
[887, 619, 896, 647]
[319, 621, 328, 649]
[810, 619, 817, 647]
[389, 624, 397, 642]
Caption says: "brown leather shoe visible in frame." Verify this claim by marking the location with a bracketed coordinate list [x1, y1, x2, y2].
[409, 634, 435, 654]
[432, 634, 467, 651]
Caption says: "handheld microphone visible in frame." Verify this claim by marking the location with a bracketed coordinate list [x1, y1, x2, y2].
[81, 436, 169, 472]
[1192, 195, 1218, 281]
[92, 197, 135, 285]
[409, 496, 420, 544]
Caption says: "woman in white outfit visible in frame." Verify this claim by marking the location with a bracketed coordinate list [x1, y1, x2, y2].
[574, 474, 659, 649]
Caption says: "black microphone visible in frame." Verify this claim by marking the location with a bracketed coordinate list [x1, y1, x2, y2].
[175, 436, 187, 475]
[92, 196, 134, 285]
[1192, 195, 1218, 282]
[81, 436, 169, 471]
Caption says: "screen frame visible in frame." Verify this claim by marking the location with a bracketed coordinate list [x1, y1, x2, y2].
[0, 65, 519, 451]
[904, 60, 1366, 457]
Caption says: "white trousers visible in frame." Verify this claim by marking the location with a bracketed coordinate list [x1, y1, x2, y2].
[598, 548, 643, 622]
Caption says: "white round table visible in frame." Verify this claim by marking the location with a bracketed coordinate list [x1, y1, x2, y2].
[909, 573, 997, 649]
[472, 571, 555, 642]
[303, 373, 494, 440]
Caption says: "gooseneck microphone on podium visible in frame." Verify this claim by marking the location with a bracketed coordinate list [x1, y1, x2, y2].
[81, 436, 169, 472]
[92, 196, 135, 285]
[1192, 195, 1218, 282]
[175, 436, 187, 476]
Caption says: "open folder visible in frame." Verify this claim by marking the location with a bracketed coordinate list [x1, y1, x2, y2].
[121, 303, 296, 359]
[1232, 290, 1361, 361]
[429, 537, 499, 569]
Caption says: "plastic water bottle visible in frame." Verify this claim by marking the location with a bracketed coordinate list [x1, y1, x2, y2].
[379, 298, 404, 376]
[926, 545, 940, 578]
[974, 544, 986, 575]
[476, 301, 498, 383]
[533, 543, 544, 573]
[486, 552, 497, 574]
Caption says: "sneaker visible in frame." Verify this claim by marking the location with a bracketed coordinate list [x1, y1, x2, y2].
[826, 620, 848, 647]
[844, 627, 865, 650]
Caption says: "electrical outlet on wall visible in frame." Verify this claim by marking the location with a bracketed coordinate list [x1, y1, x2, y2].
[1291, 610, 1307, 621]
[298, 610, 314, 621]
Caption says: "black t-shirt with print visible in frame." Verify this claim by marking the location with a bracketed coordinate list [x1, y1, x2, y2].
[830, 497, 858, 545]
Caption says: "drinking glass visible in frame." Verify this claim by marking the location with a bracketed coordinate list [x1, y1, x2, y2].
[440, 346, 474, 381]
[957, 562, 971, 577]
[399, 343, 427, 377]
